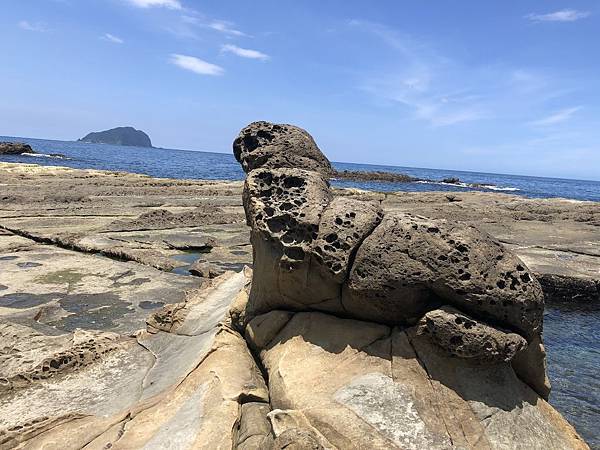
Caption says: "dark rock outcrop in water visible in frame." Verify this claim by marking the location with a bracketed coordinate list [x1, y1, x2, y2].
[233, 121, 588, 448]
[79, 126, 152, 147]
[333, 169, 419, 183]
[0, 142, 35, 155]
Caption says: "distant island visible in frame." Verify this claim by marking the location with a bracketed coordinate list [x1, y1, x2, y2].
[78, 126, 152, 147]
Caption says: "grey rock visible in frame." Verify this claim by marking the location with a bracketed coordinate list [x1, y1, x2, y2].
[233, 121, 332, 177]
[344, 213, 544, 339]
[311, 196, 382, 284]
[419, 305, 527, 362]
[188, 261, 223, 278]
[244, 167, 332, 314]
[235, 402, 273, 450]
[0, 142, 34, 155]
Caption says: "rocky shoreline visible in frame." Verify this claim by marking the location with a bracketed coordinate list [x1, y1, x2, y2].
[0, 163, 596, 304]
[0, 126, 597, 448]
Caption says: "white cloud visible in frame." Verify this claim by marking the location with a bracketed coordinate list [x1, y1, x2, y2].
[526, 9, 590, 22]
[208, 20, 246, 37]
[530, 107, 582, 126]
[221, 44, 269, 61]
[18, 21, 46, 32]
[102, 33, 124, 44]
[352, 20, 488, 127]
[124, 0, 181, 9]
[170, 54, 224, 76]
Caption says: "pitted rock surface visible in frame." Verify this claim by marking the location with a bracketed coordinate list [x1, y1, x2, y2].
[244, 167, 334, 313]
[345, 213, 544, 338]
[235, 121, 550, 402]
[312, 197, 383, 284]
[420, 306, 528, 362]
[233, 121, 332, 177]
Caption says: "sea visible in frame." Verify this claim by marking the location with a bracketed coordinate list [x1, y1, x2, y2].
[0, 136, 598, 201]
[1, 136, 599, 447]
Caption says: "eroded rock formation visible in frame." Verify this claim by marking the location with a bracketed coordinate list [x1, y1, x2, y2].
[233, 121, 587, 449]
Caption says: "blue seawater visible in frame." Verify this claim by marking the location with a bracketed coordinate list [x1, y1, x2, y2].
[0, 136, 598, 201]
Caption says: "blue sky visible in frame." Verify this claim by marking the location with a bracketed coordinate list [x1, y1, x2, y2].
[1, 1, 599, 180]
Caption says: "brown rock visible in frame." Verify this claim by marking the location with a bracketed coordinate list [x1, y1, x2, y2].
[233, 121, 332, 177]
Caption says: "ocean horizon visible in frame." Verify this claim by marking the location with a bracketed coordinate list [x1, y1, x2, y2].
[2, 135, 599, 202]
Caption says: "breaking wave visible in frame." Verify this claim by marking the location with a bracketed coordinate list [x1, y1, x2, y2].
[416, 180, 520, 192]
[21, 152, 69, 160]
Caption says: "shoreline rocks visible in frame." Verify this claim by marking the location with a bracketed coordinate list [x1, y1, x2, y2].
[333, 169, 419, 183]
[0, 142, 35, 155]
[0, 122, 595, 448]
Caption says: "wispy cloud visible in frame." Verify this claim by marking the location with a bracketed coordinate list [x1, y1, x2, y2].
[351, 20, 489, 127]
[124, 0, 182, 9]
[18, 21, 47, 32]
[530, 107, 582, 126]
[170, 54, 224, 76]
[221, 44, 269, 60]
[102, 33, 124, 44]
[167, 15, 248, 40]
[208, 20, 247, 37]
[348, 19, 592, 131]
[526, 9, 591, 22]
[348, 19, 416, 53]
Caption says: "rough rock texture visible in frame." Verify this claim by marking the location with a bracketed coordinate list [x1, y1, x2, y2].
[311, 196, 383, 285]
[233, 121, 333, 177]
[0, 142, 34, 155]
[244, 167, 333, 314]
[362, 190, 599, 304]
[189, 260, 224, 279]
[238, 123, 546, 387]
[234, 121, 588, 448]
[344, 212, 544, 339]
[419, 306, 527, 362]
[0, 123, 593, 448]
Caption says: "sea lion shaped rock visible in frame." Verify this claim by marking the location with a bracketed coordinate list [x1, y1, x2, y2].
[234, 121, 548, 398]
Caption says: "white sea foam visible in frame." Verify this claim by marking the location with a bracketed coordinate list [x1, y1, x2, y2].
[22, 152, 68, 159]
[416, 180, 519, 192]
[478, 184, 520, 192]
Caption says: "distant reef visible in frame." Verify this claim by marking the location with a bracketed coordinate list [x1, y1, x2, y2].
[0, 142, 35, 155]
[78, 126, 152, 148]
